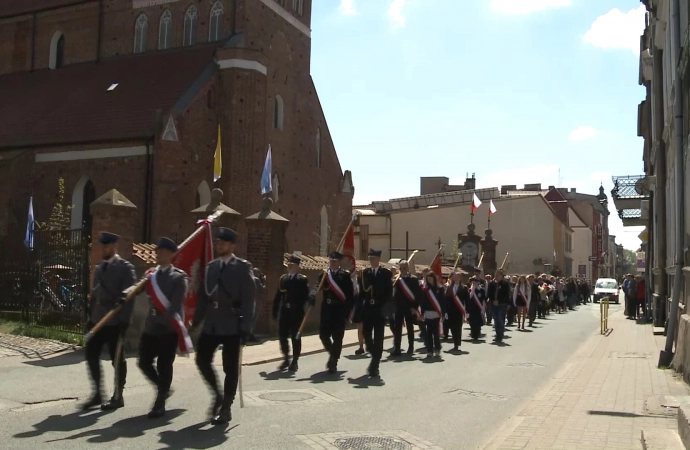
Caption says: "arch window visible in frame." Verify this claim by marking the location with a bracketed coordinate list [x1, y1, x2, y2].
[158, 10, 172, 50]
[316, 127, 321, 167]
[134, 13, 148, 53]
[70, 176, 95, 233]
[183, 5, 198, 46]
[49, 31, 64, 69]
[209, 1, 224, 41]
[274, 95, 284, 131]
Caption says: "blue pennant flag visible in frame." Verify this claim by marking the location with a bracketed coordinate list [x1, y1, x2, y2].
[261, 145, 272, 195]
[24, 197, 34, 248]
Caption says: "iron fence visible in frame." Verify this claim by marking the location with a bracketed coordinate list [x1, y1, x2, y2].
[0, 228, 91, 335]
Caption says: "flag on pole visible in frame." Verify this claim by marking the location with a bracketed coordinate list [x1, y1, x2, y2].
[489, 200, 497, 215]
[261, 145, 272, 195]
[342, 223, 356, 271]
[213, 125, 222, 182]
[429, 252, 443, 280]
[24, 197, 34, 248]
[472, 193, 482, 212]
[554, 249, 557, 262]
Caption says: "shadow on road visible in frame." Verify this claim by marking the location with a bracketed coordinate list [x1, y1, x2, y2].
[157, 421, 237, 449]
[14, 409, 101, 438]
[45, 409, 186, 443]
[347, 375, 384, 389]
[23, 349, 85, 368]
[258, 370, 296, 381]
[588, 410, 660, 419]
[295, 370, 346, 384]
[443, 349, 469, 356]
[490, 341, 511, 347]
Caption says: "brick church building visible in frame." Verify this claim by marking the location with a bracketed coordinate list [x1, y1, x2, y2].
[0, 0, 354, 257]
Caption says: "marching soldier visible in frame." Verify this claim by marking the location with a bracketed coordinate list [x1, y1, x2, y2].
[391, 260, 421, 356]
[359, 249, 393, 377]
[193, 228, 255, 425]
[466, 276, 486, 340]
[83, 232, 136, 411]
[272, 255, 310, 372]
[444, 271, 468, 351]
[137, 237, 188, 419]
[311, 252, 354, 374]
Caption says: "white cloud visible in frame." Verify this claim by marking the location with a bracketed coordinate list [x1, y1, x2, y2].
[387, 0, 406, 29]
[339, 0, 357, 15]
[569, 126, 599, 141]
[490, 0, 571, 15]
[583, 6, 646, 54]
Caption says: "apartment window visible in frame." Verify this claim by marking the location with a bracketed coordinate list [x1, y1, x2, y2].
[49, 31, 64, 69]
[209, 1, 224, 41]
[274, 95, 284, 130]
[158, 10, 172, 50]
[183, 6, 198, 46]
[134, 13, 148, 53]
[316, 127, 321, 167]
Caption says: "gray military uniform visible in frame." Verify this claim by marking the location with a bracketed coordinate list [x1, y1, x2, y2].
[143, 266, 188, 335]
[195, 256, 255, 335]
[90, 255, 137, 326]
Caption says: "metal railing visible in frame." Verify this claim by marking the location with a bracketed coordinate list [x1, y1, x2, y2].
[618, 209, 642, 219]
[611, 175, 649, 199]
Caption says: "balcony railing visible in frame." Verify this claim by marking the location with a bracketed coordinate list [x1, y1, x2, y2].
[618, 209, 642, 219]
[611, 175, 649, 199]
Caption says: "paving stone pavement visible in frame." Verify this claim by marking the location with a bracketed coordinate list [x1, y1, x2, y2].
[0, 333, 78, 358]
[484, 308, 689, 450]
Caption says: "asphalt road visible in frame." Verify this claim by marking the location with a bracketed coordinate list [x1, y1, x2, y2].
[0, 302, 615, 450]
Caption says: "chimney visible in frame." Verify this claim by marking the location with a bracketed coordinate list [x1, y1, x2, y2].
[548, 185, 555, 190]
[464, 174, 476, 190]
[570, 188, 576, 193]
[524, 183, 542, 191]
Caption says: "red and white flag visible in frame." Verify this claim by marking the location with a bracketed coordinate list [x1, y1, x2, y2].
[489, 200, 497, 215]
[172, 218, 215, 326]
[342, 220, 356, 271]
[472, 193, 482, 212]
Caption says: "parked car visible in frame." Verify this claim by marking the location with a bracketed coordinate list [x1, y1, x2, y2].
[593, 278, 620, 303]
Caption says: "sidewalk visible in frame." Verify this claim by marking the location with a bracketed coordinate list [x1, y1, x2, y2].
[243, 327, 393, 366]
[484, 307, 689, 449]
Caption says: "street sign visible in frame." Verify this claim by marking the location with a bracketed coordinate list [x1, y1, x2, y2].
[589, 256, 597, 261]
[636, 251, 645, 272]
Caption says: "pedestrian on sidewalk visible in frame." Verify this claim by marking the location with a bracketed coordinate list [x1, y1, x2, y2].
[358, 249, 392, 378]
[555, 278, 566, 313]
[420, 271, 445, 357]
[137, 237, 187, 419]
[272, 255, 309, 372]
[624, 274, 637, 319]
[635, 275, 646, 320]
[391, 260, 422, 356]
[194, 227, 255, 425]
[82, 232, 136, 411]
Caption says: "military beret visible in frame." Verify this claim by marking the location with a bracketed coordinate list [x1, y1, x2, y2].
[98, 232, 119, 245]
[217, 227, 237, 243]
[156, 237, 178, 253]
[288, 255, 301, 265]
[367, 248, 382, 257]
[329, 251, 343, 260]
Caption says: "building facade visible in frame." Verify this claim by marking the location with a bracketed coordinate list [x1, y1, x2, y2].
[0, 0, 353, 258]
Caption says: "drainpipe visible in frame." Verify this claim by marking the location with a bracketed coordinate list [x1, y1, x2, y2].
[652, 20, 668, 326]
[143, 141, 153, 243]
[661, 0, 686, 366]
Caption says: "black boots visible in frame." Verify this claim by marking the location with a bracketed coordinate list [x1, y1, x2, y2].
[81, 393, 102, 411]
[211, 398, 232, 425]
[147, 393, 166, 419]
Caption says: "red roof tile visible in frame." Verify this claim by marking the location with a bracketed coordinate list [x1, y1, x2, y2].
[0, 46, 218, 149]
[0, 1, 91, 18]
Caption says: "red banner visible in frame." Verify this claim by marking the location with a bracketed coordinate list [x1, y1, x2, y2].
[172, 222, 214, 326]
[342, 224, 356, 271]
[429, 252, 442, 280]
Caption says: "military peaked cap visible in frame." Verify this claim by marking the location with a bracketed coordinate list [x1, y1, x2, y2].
[288, 255, 301, 265]
[367, 248, 382, 257]
[217, 227, 237, 243]
[156, 237, 178, 253]
[99, 232, 119, 245]
[329, 251, 343, 260]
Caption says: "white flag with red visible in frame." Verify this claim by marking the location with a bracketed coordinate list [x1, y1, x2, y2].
[472, 193, 482, 212]
[489, 200, 497, 215]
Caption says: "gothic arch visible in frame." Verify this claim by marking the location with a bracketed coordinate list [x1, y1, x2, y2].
[319, 205, 328, 256]
[70, 175, 95, 232]
[197, 180, 211, 207]
[49, 30, 64, 69]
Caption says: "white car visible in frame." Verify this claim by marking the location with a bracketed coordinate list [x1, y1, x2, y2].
[593, 278, 620, 303]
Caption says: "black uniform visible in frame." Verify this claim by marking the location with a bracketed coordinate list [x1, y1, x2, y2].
[419, 283, 446, 354]
[445, 282, 468, 350]
[138, 264, 188, 418]
[272, 272, 310, 370]
[466, 284, 486, 340]
[85, 254, 136, 410]
[359, 265, 393, 375]
[392, 274, 421, 354]
[318, 268, 354, 372]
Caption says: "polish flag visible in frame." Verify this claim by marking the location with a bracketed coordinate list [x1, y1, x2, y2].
[489, 200, 497, 215]
[472, 193, 482, 212]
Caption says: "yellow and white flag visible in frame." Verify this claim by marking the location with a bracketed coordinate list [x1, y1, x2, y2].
[213, 125, 222, 182]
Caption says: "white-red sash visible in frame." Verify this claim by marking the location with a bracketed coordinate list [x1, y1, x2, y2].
[326, 270, 347, 303]
[397, 277, 416, 303]
[451, 287, 467, 321]
[424, 286, 443, 333]
[146, 269, 193, 354]
[470, 288, 485, 324]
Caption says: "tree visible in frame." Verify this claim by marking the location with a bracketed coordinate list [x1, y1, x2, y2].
[621, 249, 637, 274]
[39, 177, 72, 231]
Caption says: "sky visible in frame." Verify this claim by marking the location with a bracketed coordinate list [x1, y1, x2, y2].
[309, 0, 648, 251]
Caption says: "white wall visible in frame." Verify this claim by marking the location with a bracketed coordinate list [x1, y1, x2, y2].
[572, 227, 593, 279]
